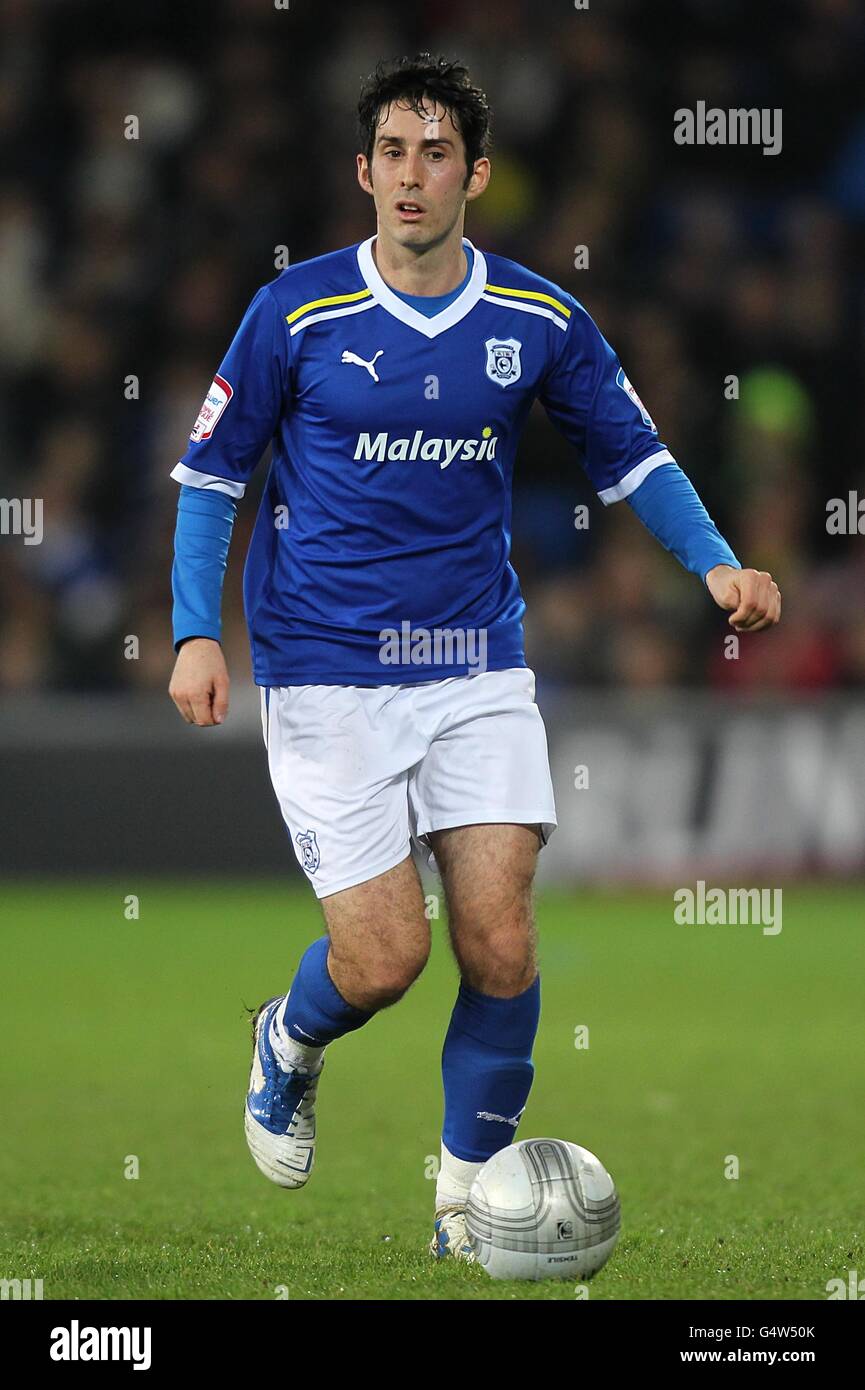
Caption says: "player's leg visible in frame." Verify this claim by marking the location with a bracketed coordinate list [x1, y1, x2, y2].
[247, 683, 431, 1187]
[427, 823, 543, 1255]
[432, 822, 540, 994]
[271, 849, 430, 1076]
[247, 849, 431, 1189]
[405, 666, 556, 1257]
[319, 852, 431, 1010]
[248, 851, 430, 1184]
[264, 679, 431, 1037]
[266, 850, 429, 1075]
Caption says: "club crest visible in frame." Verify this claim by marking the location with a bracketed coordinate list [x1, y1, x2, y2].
[295, 829, 320, 874]
[485, 337, 522, 388]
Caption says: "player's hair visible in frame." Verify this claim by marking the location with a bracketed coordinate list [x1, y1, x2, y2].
[357, 53, 492, 186]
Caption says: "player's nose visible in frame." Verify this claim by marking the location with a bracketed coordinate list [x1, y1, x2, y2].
[400, 155, 423, 188]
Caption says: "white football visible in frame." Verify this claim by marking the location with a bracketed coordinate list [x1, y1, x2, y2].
[465, 1138, 621, 1280]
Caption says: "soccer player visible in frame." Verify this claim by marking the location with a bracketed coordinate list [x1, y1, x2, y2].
[168, 55, 781, 1261]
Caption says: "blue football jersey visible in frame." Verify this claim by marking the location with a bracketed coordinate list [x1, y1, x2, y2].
[171, 237, 674, 685]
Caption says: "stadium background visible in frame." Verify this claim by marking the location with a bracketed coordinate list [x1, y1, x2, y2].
[2, 0, 864, 1307]
[1, 0, 864, 877]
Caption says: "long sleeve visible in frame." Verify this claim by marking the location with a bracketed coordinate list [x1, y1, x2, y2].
[171, 484, 238, 649]
[626, 463, 740, 583]
[538, 295, 675, 503]
[536, 289, 739, 582]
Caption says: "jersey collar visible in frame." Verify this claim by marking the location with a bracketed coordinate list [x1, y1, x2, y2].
[356, 235, 487, 339]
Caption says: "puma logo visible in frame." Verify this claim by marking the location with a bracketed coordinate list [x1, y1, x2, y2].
[341, 348, 384, 382]
[476, 1105, 526, 1128]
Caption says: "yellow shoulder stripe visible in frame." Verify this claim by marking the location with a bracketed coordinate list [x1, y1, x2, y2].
[286, 288, 373, 325]
[484, 283, 571, 318]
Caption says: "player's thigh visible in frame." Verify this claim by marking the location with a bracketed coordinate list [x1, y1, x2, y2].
[408, 667, 557, 858]
[429, 822, 541, 930]
[428, 823, 541, 990]
[431, 817, 539, 995]
[321, 852, 431, 1005]
[263, 683, 424, 900]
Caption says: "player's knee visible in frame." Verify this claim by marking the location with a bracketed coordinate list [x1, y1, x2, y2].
[458, 921, 536, 994]
[360, 942, 430, 1008]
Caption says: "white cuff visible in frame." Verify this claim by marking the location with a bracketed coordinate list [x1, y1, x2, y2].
[171, 462, 246, 498]
[597, 449, 675, 505]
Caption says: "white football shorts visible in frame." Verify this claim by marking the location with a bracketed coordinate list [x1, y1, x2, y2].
[259, 666, 557, 898]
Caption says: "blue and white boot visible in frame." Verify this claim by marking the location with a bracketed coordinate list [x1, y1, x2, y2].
[429, 1205, 477, 1262]
[244, 996, 325, 1189]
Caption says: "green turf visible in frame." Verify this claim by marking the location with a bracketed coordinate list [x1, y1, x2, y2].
[1, 880, 863, 1300]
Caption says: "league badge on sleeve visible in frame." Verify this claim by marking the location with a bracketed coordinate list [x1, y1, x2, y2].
[615, 367, 657, 432]
[190, 374, 234, 442]
[485, 338, 522, 388]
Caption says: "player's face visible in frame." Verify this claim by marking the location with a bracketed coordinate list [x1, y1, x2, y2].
[357, 98, 488, 251]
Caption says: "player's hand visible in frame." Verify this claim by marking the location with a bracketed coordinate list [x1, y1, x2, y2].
[168, 637, 230, 726]
[705, 565, 781, 632]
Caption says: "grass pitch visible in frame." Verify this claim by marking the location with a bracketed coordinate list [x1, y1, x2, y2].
[1, 880, 863, 1300]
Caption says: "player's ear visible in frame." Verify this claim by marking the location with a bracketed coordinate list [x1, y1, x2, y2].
[356, 153, 374, 196]
[465, 157, 490, 203]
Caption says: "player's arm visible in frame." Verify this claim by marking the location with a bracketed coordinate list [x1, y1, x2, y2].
[167, 284, 291, 726]
[168, 487, 236, 726]
[624, 464, 781, 631]
[538, 299, 780, 632]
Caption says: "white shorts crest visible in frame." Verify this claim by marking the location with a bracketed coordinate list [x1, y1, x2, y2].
[295, 829, 320, 874]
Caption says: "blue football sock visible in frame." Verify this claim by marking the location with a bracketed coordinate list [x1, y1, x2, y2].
[279, 936, 375, 1047]
[441, 975, 541, 1162]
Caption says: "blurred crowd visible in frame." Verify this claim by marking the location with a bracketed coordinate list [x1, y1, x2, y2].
[1, 0, 864, 695]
